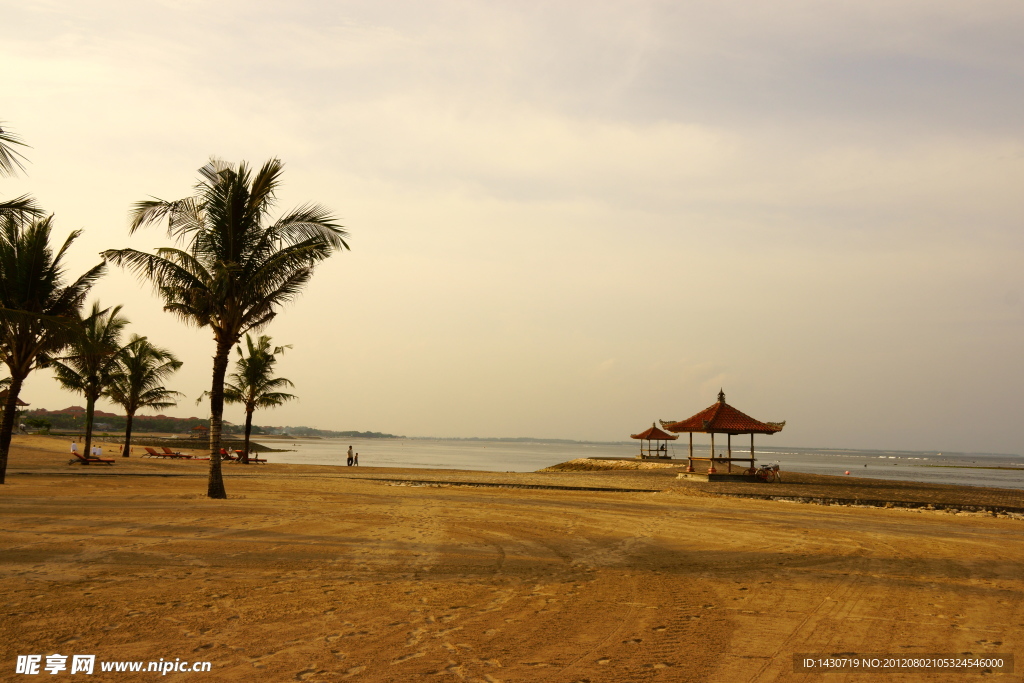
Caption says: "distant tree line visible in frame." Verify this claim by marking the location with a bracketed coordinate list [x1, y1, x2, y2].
[273, 426, 404, 439]
[23, 409, 214, 435]
[21, 407, 401, 440]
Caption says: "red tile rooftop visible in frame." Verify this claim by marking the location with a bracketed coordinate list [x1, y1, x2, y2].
[663, 390, 785, 435]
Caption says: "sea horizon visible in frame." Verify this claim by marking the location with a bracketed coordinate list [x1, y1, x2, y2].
[253, 436, 1024, 491]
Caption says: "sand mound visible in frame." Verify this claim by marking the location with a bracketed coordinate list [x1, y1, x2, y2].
[541, 457, 682, 472]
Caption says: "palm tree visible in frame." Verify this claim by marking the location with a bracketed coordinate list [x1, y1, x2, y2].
[51, 302, 131, 461]
[105, 335, 183, 457]
[0, 215, 105, 483]
[103, 158, 347, 498]
[224, 334, 295, 464]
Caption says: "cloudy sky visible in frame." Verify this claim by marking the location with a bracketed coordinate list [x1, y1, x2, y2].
[3, 1, 1023, 453]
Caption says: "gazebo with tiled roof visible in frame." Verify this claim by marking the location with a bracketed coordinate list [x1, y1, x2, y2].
[630, 422, 679, 459]
[662, 390, 785, 474]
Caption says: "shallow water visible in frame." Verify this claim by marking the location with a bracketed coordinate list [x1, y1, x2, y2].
[259, 437, 1024, 491]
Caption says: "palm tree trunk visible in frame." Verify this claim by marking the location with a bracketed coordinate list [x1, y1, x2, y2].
[83, 393, 96, 460]
[206, 335, 231, 498]
[241, 407, 254, 464]
[122, 411, 134, 457]
[0, 373, 26, 484]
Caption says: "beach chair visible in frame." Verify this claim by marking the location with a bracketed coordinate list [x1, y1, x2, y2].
[219, 448, 238, 461]
[144, 446, 190, 459]
[68, 451, 114, 466]
[161, 446, 189, 458]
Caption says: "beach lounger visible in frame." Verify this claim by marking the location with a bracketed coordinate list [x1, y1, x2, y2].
[145, 446, 190, 459]
[222, 448, 266, 464]
[68, 451, 114, 466]
[161, 446, 188, 457]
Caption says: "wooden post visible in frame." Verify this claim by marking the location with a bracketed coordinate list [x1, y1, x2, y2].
[750, 433, 755, 473]
[687, 432, 693, 472]
[708, 432, 716, 474]
[727, 433, 732, 473]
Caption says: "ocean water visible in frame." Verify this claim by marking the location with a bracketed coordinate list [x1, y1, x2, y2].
[258, 437, 1024, 491]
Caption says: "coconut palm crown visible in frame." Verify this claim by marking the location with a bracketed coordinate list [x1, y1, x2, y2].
[105, 335, 183, 457]
[102, 158, 347, 498]
[224, 333, 296, 464]
[0, 215, 106, 483]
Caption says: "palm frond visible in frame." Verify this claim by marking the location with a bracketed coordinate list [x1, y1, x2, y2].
[50, 360, 88, 392]
[269, 203, 349, 250]
[102, 248, 208, 306]
[0, 194, 44, 220]
[0, 122, 31, 177]
[255, 391, 297, 409]
[129, 198, 198, 236]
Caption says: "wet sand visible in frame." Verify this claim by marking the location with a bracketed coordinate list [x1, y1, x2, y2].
[2, 436, 1022, 681]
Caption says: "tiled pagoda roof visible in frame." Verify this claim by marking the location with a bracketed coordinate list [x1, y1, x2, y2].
[630, 423, 679, 440]
[663, 390, 785, 435]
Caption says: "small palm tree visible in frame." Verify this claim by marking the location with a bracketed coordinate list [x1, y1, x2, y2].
[51, 302, 130, 460]
[224, 334, 295, 464]
[0, 215, 105, 483]
[103, 158, 347, 498]
[105, 335, 183, 457]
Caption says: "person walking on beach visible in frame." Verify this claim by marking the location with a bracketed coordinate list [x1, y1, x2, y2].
[354, 452, 359, 466]
[347, 445, 354, 467]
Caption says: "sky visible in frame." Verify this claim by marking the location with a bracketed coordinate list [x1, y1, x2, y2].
[2, 0, 1023, 453]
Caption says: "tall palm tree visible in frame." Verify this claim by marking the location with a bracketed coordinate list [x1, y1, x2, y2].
[0, 215, 105, 483]
[105, 335, 183, 457]
[103, 158, 347, 498]
[51, 302, 130, 460]
[224, 334, 295, 464]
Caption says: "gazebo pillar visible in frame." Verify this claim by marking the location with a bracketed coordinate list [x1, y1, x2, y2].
[687, 432, 693, 472]
[727, 433, 732, 473]
[750, 434, 755, 473]
[708, 432, 716, 474]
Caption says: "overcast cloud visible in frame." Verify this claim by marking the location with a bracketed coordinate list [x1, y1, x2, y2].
[3, 1, 1022, 453]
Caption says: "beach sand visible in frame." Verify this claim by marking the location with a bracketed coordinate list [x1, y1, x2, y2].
[2, 436, 1022, 681]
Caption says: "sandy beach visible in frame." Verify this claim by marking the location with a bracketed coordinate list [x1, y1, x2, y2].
[2, 436, 1022, 681]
